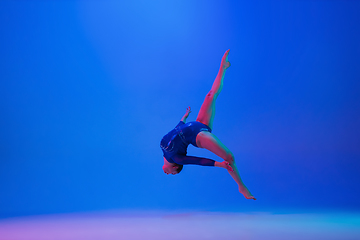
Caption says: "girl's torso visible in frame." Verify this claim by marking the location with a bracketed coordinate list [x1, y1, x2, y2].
[160, 121, 211, 160]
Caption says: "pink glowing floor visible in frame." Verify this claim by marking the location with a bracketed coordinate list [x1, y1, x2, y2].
[0, 211, 359, 240]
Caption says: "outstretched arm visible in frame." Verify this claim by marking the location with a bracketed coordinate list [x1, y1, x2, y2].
[172, 155, 233, 171]
[180, 106, 191, 123]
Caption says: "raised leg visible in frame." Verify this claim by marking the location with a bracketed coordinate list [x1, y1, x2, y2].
[196, 131, 256, 200]
[196, 50, 231, 129]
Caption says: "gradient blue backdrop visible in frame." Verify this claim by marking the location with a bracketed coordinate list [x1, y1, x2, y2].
[1, 0, 359, 218]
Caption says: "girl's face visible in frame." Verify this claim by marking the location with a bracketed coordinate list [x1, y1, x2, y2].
[162, 164, 179, 175]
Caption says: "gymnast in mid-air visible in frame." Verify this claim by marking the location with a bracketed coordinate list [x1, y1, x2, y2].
[160, 50, 256, 200]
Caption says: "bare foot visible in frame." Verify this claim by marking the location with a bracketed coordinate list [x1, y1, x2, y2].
[223, 61, 231, 69]
[221, 49, 231, 69]
[239, 186, 256, 200]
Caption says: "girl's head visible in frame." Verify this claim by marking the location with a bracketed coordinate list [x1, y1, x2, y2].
[162, 163, 183, 175]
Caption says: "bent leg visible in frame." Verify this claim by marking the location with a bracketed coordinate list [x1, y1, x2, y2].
[196, 131, 256, 200]
[196, 50, 230, 129]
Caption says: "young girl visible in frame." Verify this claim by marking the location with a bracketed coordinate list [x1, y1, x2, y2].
[160, 50, 255, 200]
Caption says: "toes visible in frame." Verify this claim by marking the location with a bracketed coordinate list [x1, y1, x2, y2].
[223, 49, 230, 59]
[246, 196, 256, 200]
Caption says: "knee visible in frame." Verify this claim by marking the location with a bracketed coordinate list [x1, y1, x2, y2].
[225, 152, 235, 164]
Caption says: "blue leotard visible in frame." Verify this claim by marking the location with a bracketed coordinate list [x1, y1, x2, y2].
[160, 121, 215, 166]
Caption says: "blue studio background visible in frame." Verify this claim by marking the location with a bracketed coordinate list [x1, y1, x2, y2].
[1, 0, 359, 218]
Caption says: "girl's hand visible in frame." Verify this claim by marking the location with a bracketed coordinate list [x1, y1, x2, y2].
[181, 106, 191, 122]
[222, 161, 234, 172]
[215, 161, 234, 171]
[184, 106, 191, 118]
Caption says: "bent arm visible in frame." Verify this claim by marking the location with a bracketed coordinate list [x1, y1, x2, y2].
[172, 155, 233, 171]
[180, 106, 191, 123]
[172, 155, 232, 171]
[173, 155, 215, 166]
